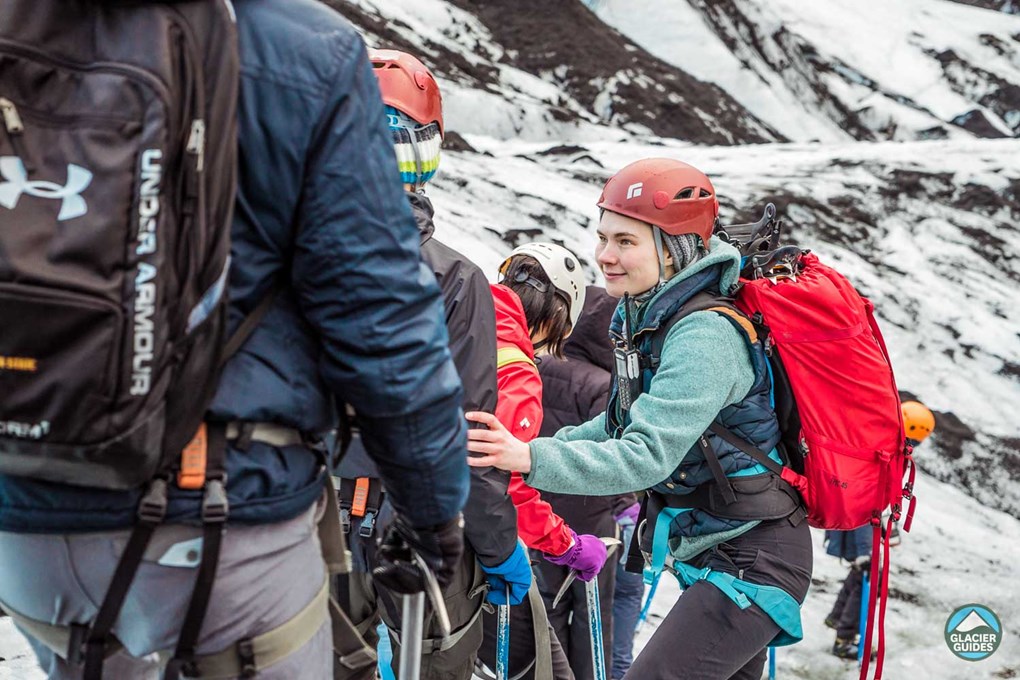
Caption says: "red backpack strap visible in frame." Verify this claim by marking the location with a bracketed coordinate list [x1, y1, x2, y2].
[858, 514, 882, 680]
[872, 513, 896, 679]
[902, 451, 918, 532]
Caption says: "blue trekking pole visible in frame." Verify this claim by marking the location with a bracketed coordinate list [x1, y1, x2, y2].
[857, 571, 870, 666]
[635, 571, 661, 632]
[768, 646, 776, 679]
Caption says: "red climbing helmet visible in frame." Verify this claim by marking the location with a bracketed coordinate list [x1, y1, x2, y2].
[368, 49, 444, 137]
[597, 158, 719, 249]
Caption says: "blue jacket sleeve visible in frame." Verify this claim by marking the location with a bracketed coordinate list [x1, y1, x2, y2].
[290, 35, 468, 527]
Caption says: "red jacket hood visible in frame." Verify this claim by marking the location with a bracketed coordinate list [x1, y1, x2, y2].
[491, 284, 534, 359]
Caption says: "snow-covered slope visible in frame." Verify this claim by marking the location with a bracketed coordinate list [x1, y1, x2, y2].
[325, 0, 782, 144]
[597, 0, 1020, 143]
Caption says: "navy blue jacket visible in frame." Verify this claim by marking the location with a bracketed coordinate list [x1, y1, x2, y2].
[0, 0, 469, 532]
[824, 526, 872, 561]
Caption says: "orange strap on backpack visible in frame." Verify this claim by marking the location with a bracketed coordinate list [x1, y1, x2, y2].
[178, 423, 208, 489]
[351, 477, 370, 517]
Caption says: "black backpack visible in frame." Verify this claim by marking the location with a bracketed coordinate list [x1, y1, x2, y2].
[0, 3, 254, 677]
[0, 0, 239, 489]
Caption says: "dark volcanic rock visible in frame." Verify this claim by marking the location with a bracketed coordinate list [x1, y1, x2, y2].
[442, 131, 478, 152]
[444, 0, 781, 145]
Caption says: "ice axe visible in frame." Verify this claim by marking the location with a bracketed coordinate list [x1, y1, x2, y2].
[496, 585, 511, 680]
[551, 537, 621, 680]
[551, 537, 622, 609]
[398, 553, 452, 680]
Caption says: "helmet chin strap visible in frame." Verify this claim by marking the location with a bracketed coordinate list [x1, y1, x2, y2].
[408, 130, 425, 193]
[637, 227, 667, 301]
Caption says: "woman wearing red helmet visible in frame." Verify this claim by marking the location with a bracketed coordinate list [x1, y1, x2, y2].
[467, 159, 812, 680]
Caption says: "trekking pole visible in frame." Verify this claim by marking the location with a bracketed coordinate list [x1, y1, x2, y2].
[635, 570, 661, 632]
[399, 592, 425, 680]
[496, 586, 511, 680]
[857, 571, 870, 666]
[768, 646, 776, 679]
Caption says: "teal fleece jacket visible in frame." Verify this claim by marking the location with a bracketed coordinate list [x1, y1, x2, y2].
[525, 238, 754, 496]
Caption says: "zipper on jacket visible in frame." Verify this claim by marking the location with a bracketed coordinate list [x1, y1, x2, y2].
[0, 96, 33, 173]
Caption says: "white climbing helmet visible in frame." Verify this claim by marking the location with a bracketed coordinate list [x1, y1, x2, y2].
[500, 242, 587, 329]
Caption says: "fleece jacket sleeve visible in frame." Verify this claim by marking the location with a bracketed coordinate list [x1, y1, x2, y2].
[525, 312, 754, 496]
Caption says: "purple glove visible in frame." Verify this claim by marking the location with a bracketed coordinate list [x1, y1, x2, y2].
[544, 530, 608, 582]
[615, 502, 640, 526]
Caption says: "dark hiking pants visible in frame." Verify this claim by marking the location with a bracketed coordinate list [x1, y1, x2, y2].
[623, 518, 812, 680]
[828, 567, 864, 639]
[335, 515, 486, 680]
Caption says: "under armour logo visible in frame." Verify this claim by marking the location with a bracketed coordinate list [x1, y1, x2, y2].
[626, 182, 643, 200]
[0, 156, 93, 221]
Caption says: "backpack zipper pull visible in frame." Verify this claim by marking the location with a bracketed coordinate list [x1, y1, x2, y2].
[186, 119, 205, 173]
[1, 97, 34, 174]
[0, 97, 24, 134]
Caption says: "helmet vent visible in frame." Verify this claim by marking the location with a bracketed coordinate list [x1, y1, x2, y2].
[675, 187, 696, 200]
[699, 188, 713, 198]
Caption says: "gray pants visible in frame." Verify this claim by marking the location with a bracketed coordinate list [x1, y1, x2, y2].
[0, 497, 331, 679]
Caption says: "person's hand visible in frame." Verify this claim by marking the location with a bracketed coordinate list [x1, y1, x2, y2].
[480, 542, 532, 605]
[372, 514, 464, 594]
[614, 502, 640, 528]
[465, 411, 533, 474]
[544, 531, 608, 583]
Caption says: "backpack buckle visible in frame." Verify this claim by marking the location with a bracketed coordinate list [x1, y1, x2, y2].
[138, 478, 169, 524]
[237, 638, 257, 678]
[202, 478, 229, 524]
[339, 506, 352, 535]
[359, 509, 378, 538]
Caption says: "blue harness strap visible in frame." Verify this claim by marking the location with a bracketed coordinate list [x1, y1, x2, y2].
[644, 508, 803, 647]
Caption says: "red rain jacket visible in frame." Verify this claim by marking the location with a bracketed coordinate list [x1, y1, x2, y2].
[491, 284, 573, 557]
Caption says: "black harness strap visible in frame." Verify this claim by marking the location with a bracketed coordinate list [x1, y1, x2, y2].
[82, 479, 168, 679]
[698, 434, 738, 505]
[166, 422, 229, 680]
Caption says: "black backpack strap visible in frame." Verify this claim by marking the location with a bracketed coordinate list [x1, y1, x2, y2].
[697, 434, 738, 505]
[220, 278, 285, 365]
[624, 494, 649, 575]
[82, 479, 169, 678]
[707, 422, 784, 476]
[165, 422, 230, 680]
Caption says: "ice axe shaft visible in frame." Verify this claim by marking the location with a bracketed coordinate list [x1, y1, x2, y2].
[586, 578, 608, 680]
[551, 537, 621, 609]
[496, 586, 510, 680]
[398, 592, 424, 680]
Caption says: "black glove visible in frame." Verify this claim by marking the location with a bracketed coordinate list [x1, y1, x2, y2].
[372, 513, 464, 594]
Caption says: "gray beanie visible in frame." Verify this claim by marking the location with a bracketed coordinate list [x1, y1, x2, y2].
[662, 232, 706, 272]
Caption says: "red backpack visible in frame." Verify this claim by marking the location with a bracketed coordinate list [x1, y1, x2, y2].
[718, 205, 917, 680]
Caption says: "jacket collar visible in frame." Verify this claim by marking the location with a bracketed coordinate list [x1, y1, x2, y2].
[406, 191, 436, 244]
